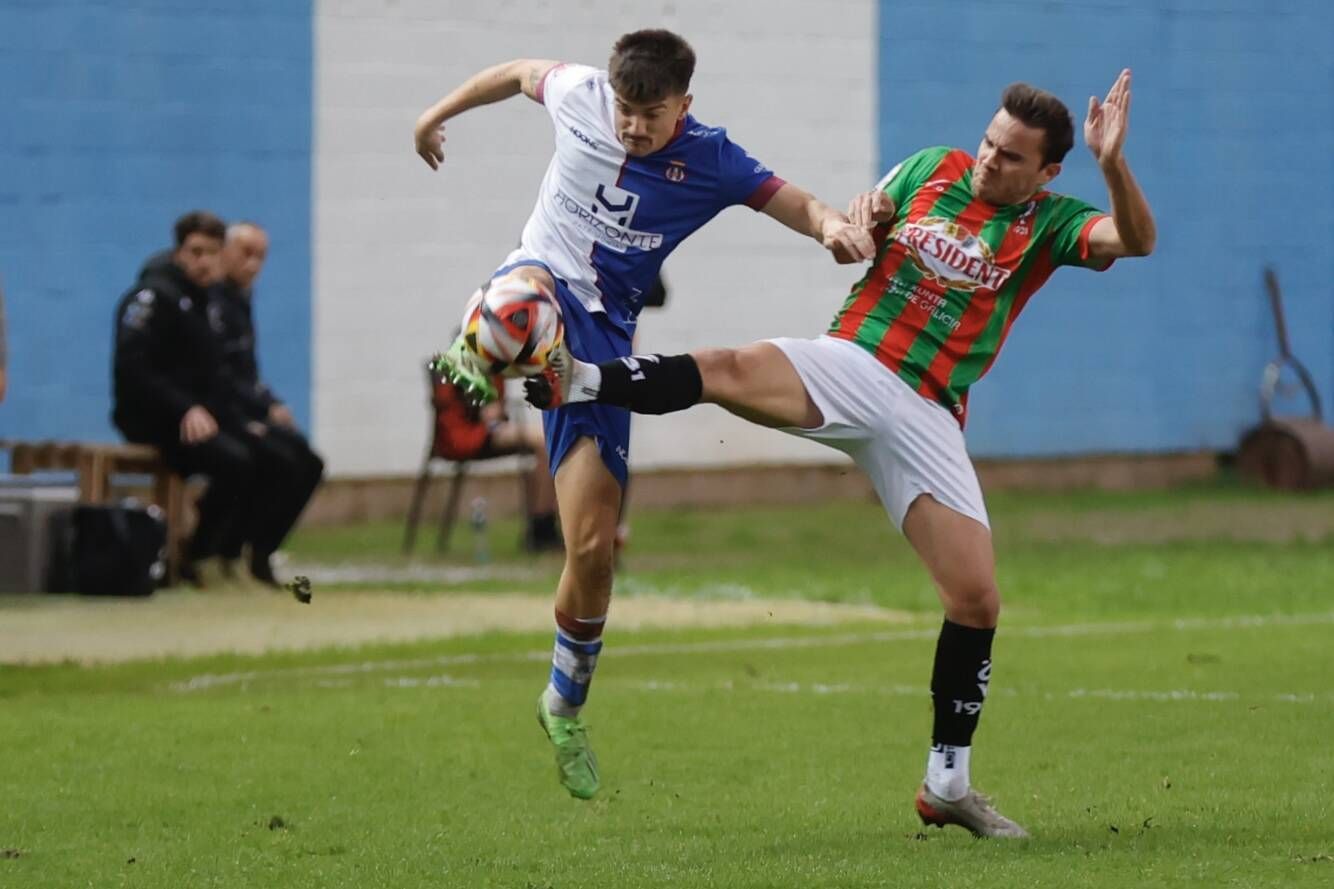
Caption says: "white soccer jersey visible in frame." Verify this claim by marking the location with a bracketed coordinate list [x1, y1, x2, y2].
[503, 63, 784, 334]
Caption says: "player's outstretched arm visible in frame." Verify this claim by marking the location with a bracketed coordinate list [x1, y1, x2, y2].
[413, 59, 560, 170]
[1085, 68, 1156, 259]
[759, 183, 877, 264]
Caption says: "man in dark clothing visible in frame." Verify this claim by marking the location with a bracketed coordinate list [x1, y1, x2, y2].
[211, 222, 324, 583]
[113, 211, 258, 585]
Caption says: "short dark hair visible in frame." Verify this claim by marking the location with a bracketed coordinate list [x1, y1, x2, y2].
[609, 29, 695, 103]
[1000, 83, 1074, 166]
[173, 210, 226, 247]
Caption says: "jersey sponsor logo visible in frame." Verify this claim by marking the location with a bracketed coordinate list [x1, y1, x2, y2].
[593, 183, 637, 226]
[568, 125, 600, 150]
[551, 184, 664, 253]
[664, 160, 686, 183]
[894, 216, 1012, 293]
[886, 278, 964, 332]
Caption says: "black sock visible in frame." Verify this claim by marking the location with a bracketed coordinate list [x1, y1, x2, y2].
[595, 353, 702, 415]
[930, 619, 995, 746]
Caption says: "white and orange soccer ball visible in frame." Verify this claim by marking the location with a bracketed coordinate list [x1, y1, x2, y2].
[462, 275, 564, 377]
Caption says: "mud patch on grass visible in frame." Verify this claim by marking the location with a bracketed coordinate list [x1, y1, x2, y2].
[0, 589, 911, 666]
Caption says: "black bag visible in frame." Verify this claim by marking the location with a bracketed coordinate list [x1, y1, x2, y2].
[47, 503, 167, 596]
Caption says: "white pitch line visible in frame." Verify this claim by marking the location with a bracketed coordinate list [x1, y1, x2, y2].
[375, 675, 1334, 706]
[169, 610, 1334, 693]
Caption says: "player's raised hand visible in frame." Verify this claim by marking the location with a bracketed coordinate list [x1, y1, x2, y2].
[847, 190, 894, 229]
[1086, 68, 1132, 168]
[822, 217, 877, 264]
[414, 117, 447, 170]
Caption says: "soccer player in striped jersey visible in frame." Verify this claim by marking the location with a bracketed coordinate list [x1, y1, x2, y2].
[528, 70, 1156, 837]
[414, 30, 876, 801]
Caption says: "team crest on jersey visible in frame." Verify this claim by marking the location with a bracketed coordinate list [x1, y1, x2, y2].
[894, 216, 1013, 292]
[664, 160, 686, 183]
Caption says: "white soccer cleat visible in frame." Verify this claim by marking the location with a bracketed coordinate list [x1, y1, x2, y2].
[915, 784, 1030, 838]
[522, 336, 574, 410]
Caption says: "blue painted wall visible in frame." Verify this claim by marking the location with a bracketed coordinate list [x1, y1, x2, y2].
[878, 0, 1334, 457]
[0, 1, 312, 449]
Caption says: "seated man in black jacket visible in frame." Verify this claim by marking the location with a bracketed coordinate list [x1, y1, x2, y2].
[113, 211, 258, 585]
[211, 221, 325, 582]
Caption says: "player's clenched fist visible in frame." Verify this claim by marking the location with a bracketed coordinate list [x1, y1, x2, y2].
[822, 217, 877, 264]
[414, 118, 446, 170]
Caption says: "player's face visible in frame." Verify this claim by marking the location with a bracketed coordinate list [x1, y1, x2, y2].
[175, 233, 224, 288]
[614, 93, 692, 156]
[224, 226, 270, 289]
[972, 109, 1061, 205]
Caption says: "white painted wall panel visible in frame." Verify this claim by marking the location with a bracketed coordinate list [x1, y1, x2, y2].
[314, 0, 875, 475]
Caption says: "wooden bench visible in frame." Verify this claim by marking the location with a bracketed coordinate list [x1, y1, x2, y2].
[1, 440, 187, 583]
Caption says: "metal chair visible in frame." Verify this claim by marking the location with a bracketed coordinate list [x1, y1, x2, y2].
[402, 365, 533, 554]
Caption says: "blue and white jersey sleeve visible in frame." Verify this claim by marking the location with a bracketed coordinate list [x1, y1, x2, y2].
[717, 137, 785, 210]
[503, 69, 788, 335]
[536, 63, 600, 120]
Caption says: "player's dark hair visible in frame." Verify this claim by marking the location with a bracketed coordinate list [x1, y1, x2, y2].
[1000, 83, 1074, 166]
[609, 29, 695, 103]
[173, 210, 226, 247]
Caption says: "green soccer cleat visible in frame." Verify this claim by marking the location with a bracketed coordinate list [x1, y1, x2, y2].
[536, 694, 600, 800]
[429, 335, 499, 405]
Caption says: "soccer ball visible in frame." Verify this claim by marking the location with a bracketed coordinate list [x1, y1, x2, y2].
[463, 275, 564, 377]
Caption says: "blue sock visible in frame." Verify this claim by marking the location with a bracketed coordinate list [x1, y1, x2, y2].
[543, 610, 605, 717]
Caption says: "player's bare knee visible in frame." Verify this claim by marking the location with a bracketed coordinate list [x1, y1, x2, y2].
[942, 582, 1001, 628]
[506, 265, 555, 294]
[695, 347, 745, 401]
[565, 533, 615, 587]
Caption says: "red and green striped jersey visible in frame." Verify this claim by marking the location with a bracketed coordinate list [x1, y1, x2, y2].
[829, 146, 1111, 425]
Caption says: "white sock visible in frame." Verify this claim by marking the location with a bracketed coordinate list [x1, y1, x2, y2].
[544, 620, 604, 718]
[567, 359, 601, 403]
[543, 683, 575, 717]
[925, 744, 971, 801]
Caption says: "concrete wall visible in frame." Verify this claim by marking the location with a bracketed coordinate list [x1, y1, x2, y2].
[878, 0, 1334, 457]
[0, 0, 314, 448]
[5, 1, 1330, 482]
[312, 0, 876, 475]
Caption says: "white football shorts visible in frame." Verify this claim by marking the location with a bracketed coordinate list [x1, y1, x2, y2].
[766, 335, 989, 530]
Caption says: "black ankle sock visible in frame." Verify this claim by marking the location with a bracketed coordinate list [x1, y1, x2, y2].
[595, 353, 702, 415]
[249, 552, 280, 588]
[930, 619, 995, 746]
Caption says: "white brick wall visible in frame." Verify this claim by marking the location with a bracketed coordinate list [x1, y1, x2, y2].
[314, 0, 875, 476]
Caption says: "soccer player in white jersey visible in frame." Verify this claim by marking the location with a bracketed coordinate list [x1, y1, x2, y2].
[414, 30, 874, 799]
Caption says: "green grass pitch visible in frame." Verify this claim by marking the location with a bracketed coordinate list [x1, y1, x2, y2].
[2, 482, 1332, 887]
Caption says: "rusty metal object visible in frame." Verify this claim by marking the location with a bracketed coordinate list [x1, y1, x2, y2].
[1237, 418, 1334, 490]
[1240, 269, 1334, 490]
